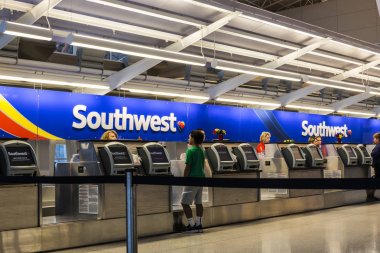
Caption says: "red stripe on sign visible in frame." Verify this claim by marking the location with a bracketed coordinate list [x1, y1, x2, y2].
[0, 111, 47, 140]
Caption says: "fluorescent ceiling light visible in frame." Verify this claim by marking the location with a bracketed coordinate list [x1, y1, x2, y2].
[216, 60, 301, 82]
[86, 0, 201, 27]
[216, 97, 281, 107]
[370, 91, 380, 96]
[0, 21, 52, 41]
[0, 74, 108, 90]
[308, 52, 361, 65]
[307, 82, 365, 93]
[307, 76, 365, 93]
[337, 110, 376, 117]
[68, 33, 206, 66]
[183, 0, 230, 13]
[285, 104, 334, 113]
[184, 0, 323, 39]
[125, 88, 209, 100]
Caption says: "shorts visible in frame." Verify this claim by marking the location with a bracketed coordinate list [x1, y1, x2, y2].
[181, 186, 203, 205]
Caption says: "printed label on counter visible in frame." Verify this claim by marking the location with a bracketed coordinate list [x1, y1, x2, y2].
[323, 170, 342, 178]
[79, 184, 99, 214]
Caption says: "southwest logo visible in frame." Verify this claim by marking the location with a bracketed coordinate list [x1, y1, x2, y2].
[72, 105, 178, 132]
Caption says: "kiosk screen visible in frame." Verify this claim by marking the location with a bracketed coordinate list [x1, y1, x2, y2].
[215, 145, 233, 161]
[291, 146, 303, 160]
[346, 147, 356, 158]
[310, 147, 322, 159]
[6, 146, 35, 166]
[359, 146, 370, 157]
[109, 146, 132, 164]
[241, 146, 257, 161]
[147, 146, 169, 163]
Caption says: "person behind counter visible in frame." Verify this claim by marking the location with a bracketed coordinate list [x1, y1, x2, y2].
[368, 132, 380, 201]
[101, 130, 118, 140]
[181, 130, 205, 233]
[256, 132, 271, 155]
[308, 136, 322, 148]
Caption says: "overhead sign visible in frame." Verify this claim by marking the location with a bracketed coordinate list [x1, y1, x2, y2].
[0, 86, 379, 143]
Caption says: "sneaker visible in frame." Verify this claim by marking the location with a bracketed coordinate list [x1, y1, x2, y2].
[183, 225, 197, 233]
[195, 224, 203, 233]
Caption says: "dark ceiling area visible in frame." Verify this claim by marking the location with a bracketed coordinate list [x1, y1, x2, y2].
[237, 0, 324, 12]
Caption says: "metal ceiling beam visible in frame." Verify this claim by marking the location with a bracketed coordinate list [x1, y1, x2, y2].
[86, 12, 240, 95]
[374, 106, 380, 115]
[330, 59, 380, 81]
[328, 88, 373, 112]
[5, 0, 374, 70]
[207, 38, 331, 99]
[0, 0, 62, 49]
[278, 59, 380, 105]
[278, 84, 322, 105]
[264, 0, 286, 8]
[5, 0, 380, 79]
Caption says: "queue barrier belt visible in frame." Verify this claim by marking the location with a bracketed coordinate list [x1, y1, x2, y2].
[0, 176, 380, 189]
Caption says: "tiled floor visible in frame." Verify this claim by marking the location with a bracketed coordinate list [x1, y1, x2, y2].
[52, 203, 380, 253]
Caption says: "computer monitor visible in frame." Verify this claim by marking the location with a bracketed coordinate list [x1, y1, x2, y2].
[346, 146, 356, 158]
[6, 146, 36, 167]
[241, 145, 258, 161]
[309, 146, 322, 159]
[147, 146, 169, 163]
[108, 146, 132, 165]
[291, 146, 303, 160]
[215, 145, 233, 162]
[359, 146, 370, 157]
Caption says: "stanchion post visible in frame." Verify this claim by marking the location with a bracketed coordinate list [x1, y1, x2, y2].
[125, 169, 137, 253]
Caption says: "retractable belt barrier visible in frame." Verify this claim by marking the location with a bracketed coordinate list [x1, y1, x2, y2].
[1, 175, 380, 189]
[2, 173, 380, 253]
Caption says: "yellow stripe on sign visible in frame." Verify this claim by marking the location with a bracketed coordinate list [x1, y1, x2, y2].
[0, 95, 63, 140]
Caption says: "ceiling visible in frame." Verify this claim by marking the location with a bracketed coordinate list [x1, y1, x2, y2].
[237, 0, 325, 12]
[0, 0, 380, 118]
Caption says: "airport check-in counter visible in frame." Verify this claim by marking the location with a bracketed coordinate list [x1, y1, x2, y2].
[282, 144, 324, 197]
[55, 141, 104, 221]
[259, 143, 289, 199]
[137, 142, 172, 215]
[336, 144, 370, 178]
[0, 140, 40, 231]
[206, 143, 260, 206]
[97, 141, 137, 219]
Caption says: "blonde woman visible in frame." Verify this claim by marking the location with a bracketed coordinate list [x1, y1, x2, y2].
[256, 132, 271, 155]
[101, 130, 118, 140]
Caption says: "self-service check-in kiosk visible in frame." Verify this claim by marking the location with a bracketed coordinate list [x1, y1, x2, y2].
[282, 144, 306, 169]
[0, 140, 39, 176]
[0, 140, 40, 232]
[138, 142, 171, 175]
[137, 142, 172, 215]
[336, 144, 369, 178]
[337, 144, 358, 167]
[232, 143, 260, 171]
[99, 142, 135, 175]
[206, 143, 260, 206]
[302, 144, 324, 168]
[282, 144, 323, 197]
[206, 143, 236, 172]
[354, 144, 372, 166]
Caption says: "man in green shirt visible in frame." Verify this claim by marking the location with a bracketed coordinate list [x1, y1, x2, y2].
[181, 130, 205, 233]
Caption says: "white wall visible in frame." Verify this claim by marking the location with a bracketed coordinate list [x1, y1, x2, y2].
[279, 0, 380, 44]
